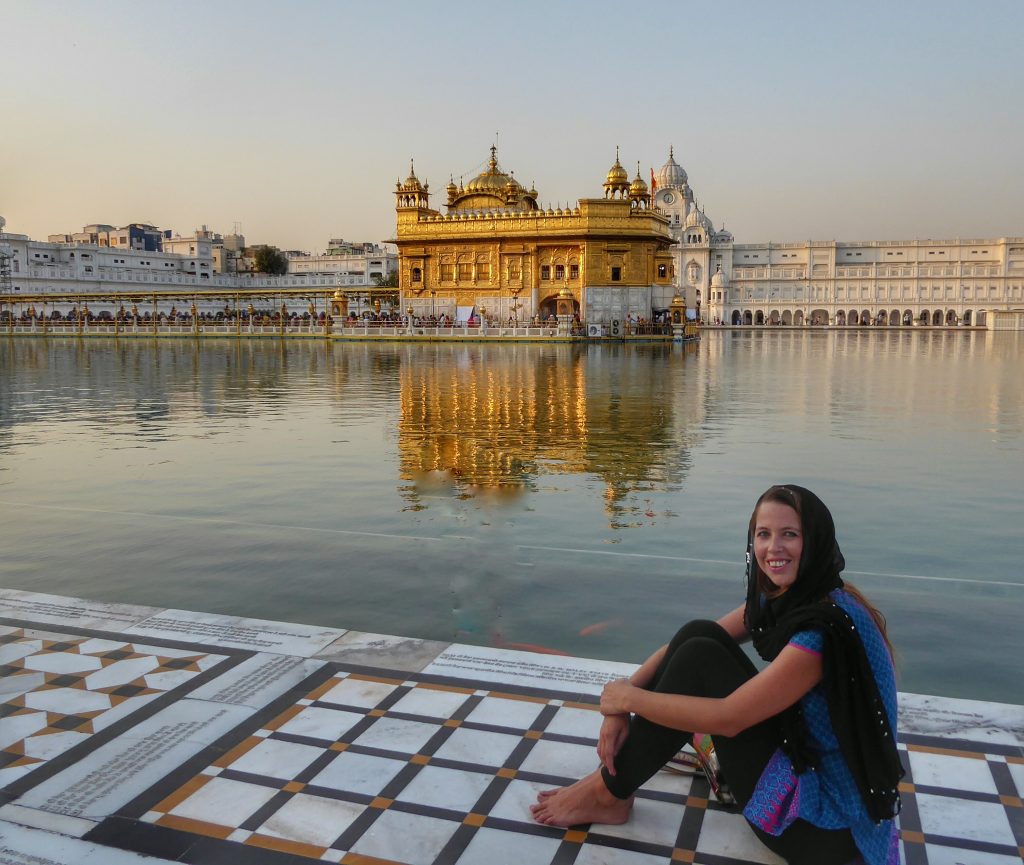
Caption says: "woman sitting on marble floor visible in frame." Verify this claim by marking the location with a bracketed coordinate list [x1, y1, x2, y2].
[531, 484, 902, 865]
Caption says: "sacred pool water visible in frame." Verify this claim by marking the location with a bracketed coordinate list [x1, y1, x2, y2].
[1, 330, 1021, 703]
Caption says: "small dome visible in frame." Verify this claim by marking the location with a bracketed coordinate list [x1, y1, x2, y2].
[711, 268, 728, 287]
[603, 147, 631, 198]
[405, 159, 421, 188]
[606, 156, 628, 185]
[629, 165, 649, 197]
[656, 146, 688, 189]
[685, 206, 712, 230]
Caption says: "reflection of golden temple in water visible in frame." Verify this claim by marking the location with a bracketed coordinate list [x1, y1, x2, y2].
[396, 343, 705, 521]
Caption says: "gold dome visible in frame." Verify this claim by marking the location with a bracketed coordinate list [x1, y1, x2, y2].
[447, 146, 538, 212]
[465, 145, 520, 193]
[402, 159, 424, 190]
[606, 149, 628, 185]
[629, 164, 649, 197]
[603, 147, 631, 199]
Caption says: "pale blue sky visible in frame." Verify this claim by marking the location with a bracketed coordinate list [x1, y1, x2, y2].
[3, 0, 1022, 251]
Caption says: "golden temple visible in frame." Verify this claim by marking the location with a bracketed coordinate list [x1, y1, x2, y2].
[393, 147, 676, 325]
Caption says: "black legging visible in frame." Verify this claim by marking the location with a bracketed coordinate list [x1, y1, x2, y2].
[600, 620, 860, 865]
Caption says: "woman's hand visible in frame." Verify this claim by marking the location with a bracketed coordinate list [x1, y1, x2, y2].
[600, 678, 636, 716]
[597, 713, 629, 775]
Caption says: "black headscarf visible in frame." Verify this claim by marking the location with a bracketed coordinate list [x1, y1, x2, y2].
[743, 485, 903, 824]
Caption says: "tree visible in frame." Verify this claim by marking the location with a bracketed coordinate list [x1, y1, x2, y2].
[253, 245, 288, 275]
[373, 271, 399, 287]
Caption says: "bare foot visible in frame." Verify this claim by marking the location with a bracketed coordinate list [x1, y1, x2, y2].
[530, 770, 633, 827]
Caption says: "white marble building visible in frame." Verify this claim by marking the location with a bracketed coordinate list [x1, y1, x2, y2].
[649, 149, 1024, 327]
[0, 226, 397, 317]
[286, 242, 397, 282]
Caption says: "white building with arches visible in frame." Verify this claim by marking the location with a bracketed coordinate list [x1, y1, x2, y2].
[649, 149, 1024, 328]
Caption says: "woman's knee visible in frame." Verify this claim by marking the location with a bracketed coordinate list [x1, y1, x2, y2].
[658, 635, 746, 695]
[666, 619, 730, 653]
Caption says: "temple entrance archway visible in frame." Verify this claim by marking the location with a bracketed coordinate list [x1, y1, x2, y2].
[539, 294, 579, 321]
[732, 310, 742, 325]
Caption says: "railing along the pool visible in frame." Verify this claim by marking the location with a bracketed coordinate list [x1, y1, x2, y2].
[3, 318, 683, 340]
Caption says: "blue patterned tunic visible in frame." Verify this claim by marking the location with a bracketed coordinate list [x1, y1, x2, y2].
[743, 589, 900, 865]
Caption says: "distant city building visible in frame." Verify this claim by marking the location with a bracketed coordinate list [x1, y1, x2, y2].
[287, 241, 397, 282]
[48, 222, 164, 252]
[161, 226, 217, 277]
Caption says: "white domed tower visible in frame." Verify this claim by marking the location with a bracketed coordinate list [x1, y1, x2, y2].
[653, 146, 693, 229]
[707, 266, 729, 324]
[652, 147, 703, 317]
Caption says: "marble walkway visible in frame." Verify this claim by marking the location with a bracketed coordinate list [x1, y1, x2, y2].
[0, 588, 1021, 865]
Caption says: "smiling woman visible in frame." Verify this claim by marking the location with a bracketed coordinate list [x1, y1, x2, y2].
[752, 499, 804, 592]
[533, 485, 902, 865]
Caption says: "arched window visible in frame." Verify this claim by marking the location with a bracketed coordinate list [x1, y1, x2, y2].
[411, 267, 422, 283]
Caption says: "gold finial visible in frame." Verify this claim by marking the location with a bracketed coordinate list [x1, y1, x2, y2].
[489, 144, 498, 171]
[669, 145, 674, 159]
[615, 145, 620, 163]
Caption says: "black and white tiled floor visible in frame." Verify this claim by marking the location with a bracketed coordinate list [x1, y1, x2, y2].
[0, 588, 1021, 865]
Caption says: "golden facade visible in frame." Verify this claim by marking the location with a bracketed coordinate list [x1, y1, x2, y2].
[392, 147, 675, 323]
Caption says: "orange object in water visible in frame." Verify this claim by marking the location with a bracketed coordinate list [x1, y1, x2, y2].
[492, 630, 571, 656]
[579, 619, 621, 637]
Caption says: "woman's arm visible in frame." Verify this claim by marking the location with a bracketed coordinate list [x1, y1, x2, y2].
[601, 644, 822, 738]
